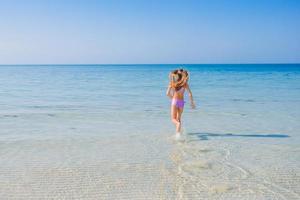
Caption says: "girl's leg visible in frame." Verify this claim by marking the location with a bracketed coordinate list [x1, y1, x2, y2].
[171, 105, 180, 132]
[177, 108, 184, 133]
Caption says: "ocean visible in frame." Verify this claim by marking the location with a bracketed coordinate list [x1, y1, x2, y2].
[0, 64, 299, 199]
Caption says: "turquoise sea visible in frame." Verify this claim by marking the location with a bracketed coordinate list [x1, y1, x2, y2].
[0, 64, 300, 199]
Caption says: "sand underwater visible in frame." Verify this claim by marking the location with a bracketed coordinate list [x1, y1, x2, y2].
[0, 64, 299, 199]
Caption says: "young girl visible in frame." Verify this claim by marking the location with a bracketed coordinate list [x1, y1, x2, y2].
[166, 69, 195, 139]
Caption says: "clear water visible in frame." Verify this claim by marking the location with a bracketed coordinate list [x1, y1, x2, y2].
[0, 64, 299, 199]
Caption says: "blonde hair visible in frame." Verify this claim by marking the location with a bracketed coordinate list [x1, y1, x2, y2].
[169, 69, 189, 91]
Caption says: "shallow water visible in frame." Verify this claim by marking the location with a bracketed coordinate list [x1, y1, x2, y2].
[0, 64, 300, 199]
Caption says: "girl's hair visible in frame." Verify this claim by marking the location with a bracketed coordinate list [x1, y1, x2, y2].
[169, 68, 189, 91]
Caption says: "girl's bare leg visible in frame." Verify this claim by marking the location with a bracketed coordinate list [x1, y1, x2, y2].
[177, 108, 184, 133]
[171, 105, 180, 132]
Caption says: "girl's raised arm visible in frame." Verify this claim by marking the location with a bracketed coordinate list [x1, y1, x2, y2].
[185, 83, 196, 109]
[166, 72, 174, 99]
[166, 85, 173, 99]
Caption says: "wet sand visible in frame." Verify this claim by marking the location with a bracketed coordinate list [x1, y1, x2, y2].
[0, 134, 177, 199]
[169, 132, 300, 200]
[1, 131, 299, 199]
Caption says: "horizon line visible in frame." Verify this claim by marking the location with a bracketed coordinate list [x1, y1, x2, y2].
[0, 63, 300, 66]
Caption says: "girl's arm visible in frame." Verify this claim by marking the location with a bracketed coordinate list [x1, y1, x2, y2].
[166, 85, 173, 99]
[185, 83, 196, 109]
[166, 72, 174, 99]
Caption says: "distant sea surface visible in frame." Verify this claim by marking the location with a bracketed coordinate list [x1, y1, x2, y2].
[0, 64, 299, 199]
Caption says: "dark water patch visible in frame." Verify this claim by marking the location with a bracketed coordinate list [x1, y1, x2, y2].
[188, 132, 290, 141]
[26, 105, 84, 111]
[232, 99, 255, 102]
[186, 63, 300, 72]
[2, 114, 18, 118]
[198, 149, 213, 153]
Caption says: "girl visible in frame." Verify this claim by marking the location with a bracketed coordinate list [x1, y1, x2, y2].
[166, 69, 195, 139]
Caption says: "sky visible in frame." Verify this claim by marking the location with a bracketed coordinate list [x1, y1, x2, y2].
[0, 0, 299, 64]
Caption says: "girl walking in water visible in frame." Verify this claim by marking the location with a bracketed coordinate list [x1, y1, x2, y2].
[166, 69, 195, 139]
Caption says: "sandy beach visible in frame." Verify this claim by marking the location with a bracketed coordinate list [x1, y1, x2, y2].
[0, 126, 299, 199]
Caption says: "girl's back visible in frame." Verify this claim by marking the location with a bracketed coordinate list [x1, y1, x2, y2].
[173, 86, 185, 100]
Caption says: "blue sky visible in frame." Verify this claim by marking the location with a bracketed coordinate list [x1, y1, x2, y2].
[0, 0, 299, 64]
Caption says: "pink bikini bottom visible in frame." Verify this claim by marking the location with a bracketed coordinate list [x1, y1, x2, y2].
[172, 98, 185, 108]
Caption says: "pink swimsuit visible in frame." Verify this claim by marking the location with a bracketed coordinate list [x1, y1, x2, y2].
[172, 87, 185, 108]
